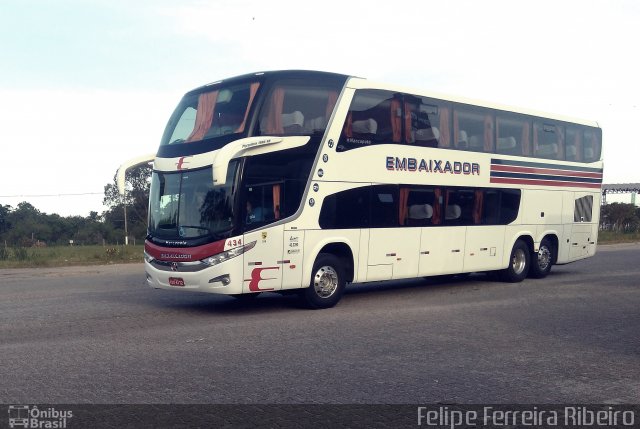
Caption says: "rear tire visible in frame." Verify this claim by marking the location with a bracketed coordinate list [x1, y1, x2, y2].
[500, 239, 530, 282]
[300, 253, 346, 309]
[529, 238, 554, 279]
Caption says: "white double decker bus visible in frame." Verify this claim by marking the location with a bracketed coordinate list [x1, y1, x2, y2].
[118, 70, 602, 308]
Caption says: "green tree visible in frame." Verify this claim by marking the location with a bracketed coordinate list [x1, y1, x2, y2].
[103, 163, 152, 240]
[600, 203, 640, 232]
[0, 204, 11, 237]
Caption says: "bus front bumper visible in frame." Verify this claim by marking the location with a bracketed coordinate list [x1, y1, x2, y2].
[144, 259, 244, 295]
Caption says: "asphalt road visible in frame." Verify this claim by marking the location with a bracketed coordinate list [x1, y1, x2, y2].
[1, 243, 639, 405]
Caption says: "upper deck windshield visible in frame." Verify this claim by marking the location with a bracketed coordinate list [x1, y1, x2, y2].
[158, 73, 346, 157]
[160, 81, 260, 147]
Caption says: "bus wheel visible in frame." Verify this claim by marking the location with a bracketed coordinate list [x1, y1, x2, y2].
[300, 253, 346, 309]
[501, 239, 530, 282]
[529, 238, 554, 279]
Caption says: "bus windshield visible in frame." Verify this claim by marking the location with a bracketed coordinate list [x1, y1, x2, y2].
[161, 82, 260, 146]
[148, 161, 239, 242]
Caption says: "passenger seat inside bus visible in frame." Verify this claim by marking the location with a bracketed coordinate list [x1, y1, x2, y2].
[282, 111, 304, 133]
[349, 118, 378, 142]
[407, 204, 433, 226]
[414, 127, 440, 146]
[304, 116, 327, 133]
[536, 143, 559, 158]
[445, 204, 461, 221]
[497, 136, 517, 152]
[457, 130, 469, 149]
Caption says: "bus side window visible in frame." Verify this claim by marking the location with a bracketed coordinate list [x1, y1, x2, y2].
[404, 188, 438, 226]
[565, 126, 582, 161]
[444, 189, 477, 225]
[534, 122, 564, 160]
[339, 90, 395, 151]
[453, 107, 494, 153]
[496, 114, 531, 156]
[404, 97, 443, 148]
[499, 189, 521, 224]
[482, 190, 500, 224]
[318, 186, 370, 229]
[583, 128, 601, 162]
[370, 185, 398, 228]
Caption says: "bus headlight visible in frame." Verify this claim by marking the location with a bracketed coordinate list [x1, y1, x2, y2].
[201, 241, 256, 267]
[144, 251, 155, 263]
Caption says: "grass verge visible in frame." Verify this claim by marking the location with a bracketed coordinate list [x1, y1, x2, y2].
[598, 231, 640, 244]
[0, 245, 144, 269]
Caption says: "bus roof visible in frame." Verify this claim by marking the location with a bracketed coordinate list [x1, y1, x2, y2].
[186, 70, 599, 129]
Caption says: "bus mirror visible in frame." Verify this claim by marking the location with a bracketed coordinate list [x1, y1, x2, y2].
[116, 153, 155, 195]
[212, 163, 228, 186]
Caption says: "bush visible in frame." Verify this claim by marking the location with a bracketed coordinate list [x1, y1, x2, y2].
[13, 247, 30, 261]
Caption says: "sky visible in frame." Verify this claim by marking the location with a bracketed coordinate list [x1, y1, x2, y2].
[1, 0, 639, 217]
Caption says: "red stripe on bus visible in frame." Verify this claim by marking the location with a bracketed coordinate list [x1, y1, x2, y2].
[489, 177, 602, 189]
[490, 164, 603, 179]
[145, 239, 226, 262]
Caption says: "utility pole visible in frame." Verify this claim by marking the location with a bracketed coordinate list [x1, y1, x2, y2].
[122, 188, 129, 246]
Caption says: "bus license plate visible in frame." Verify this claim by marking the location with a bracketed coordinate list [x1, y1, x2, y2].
[169, 277, 185, 287]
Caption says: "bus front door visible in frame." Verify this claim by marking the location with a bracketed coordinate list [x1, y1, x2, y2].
[243, 225, 285, 294]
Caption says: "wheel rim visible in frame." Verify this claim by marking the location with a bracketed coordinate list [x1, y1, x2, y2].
[537, 245, 551, 271]
[313, 265, 339, 298]
[512, 248, 527, 275]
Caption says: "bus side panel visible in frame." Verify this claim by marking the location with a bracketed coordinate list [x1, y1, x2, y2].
[558, 192, 576, 264]
[243, 225, 285, 293]
[368, 228, 420, 280]
[564, 191, 600, 262]
[463, 226, 505, 272]
[521, 189, 563, 227]
[281, 229, 305, 290]
[419, 227, 466, 276]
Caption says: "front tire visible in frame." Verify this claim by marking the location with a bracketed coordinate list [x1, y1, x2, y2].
[300, 253, 346, 309]
[500, 239, 530, 282]
[529, 238, 554, 279]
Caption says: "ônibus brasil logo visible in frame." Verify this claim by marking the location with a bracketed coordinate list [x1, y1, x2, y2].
[8, 405, 73, 428]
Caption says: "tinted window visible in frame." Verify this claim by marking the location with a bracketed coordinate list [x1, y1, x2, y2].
[257, 82, 340, 136]
[338, 90, 398, 151]
[496, 113, 532, 156]
[319, 186, 369, 229]
[404, 96, 451, 148]
[534, 122, 564, 160]
[322, 185, 521, 229]
[370, 185, 398, 228]
[241, 146, 317, 231]
[574, 195, 593, 222]
[582, 128, 601, 162]
[161, 82, 260, 146]
[404, 188, 441, 226]
[453, 106, 494, 152]
[500, 189, 521, 224]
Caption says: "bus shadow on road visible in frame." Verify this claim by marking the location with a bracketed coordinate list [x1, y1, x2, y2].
[143, 270, 576, 314]
[146, 289, 307, 315]
[344, 273, 492, 296]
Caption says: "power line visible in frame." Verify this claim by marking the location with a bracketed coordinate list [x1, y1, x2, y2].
[0, 192, 103, 198]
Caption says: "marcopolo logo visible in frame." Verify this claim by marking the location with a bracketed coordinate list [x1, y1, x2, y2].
[8, 405, 73, 428]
